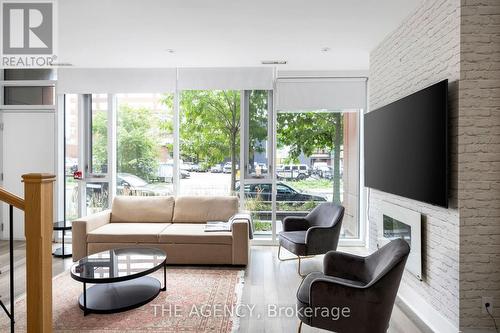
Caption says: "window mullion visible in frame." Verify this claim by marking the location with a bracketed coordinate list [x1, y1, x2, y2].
[173, 89, 180, 196]
[108, 94, 117, 204]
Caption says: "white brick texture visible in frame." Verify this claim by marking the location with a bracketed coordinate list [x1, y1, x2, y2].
[369, 0, 500, 330]
[459, 0, 500, 330]
[369, 0, 461, 327]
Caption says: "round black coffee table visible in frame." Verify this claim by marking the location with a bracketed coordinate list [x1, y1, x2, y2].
[70, 248, 166, 316]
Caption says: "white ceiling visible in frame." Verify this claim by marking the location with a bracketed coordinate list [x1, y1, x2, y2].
[57, 0, 421, 70]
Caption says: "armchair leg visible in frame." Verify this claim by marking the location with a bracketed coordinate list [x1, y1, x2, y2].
[297, 320, 303, 333]
[297, 256, 306, 278]
[278, 245, 310, 278]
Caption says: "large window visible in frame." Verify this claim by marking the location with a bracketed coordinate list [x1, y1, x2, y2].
[116, 93, 174, 196]
[179, 90, 241, 196]
[64, 85, 362, 243]
[275, 110, 360, 239]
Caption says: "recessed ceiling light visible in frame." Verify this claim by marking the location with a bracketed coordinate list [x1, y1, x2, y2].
[321, 47, 331, 52]
[261, 60, 287, 65]
[165, 49, 175, 54]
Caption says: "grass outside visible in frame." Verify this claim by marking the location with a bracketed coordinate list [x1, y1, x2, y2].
[288, 178, 336, 191]
[254, 220, 272, 232]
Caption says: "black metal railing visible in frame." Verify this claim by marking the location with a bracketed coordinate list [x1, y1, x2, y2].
[0, 204, 15, 333]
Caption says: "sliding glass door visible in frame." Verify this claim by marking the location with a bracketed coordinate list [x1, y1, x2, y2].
[240, 94, 361, 242]
[275, 110, 360, 240]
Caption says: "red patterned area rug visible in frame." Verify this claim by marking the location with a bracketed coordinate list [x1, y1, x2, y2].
[0, 268, 244, 333]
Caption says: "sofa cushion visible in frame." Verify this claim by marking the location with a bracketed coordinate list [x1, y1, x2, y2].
[173, 196, 238, 223]
[87, 223, 170, 243]
[159, 223, 232, 245]
[111, 196, 175, 223]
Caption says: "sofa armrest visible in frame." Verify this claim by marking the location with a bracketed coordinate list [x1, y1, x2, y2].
[232, 214, 251, 265]
[72, 209, 111, 261]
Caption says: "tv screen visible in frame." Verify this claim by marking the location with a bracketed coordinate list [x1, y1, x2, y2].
[364, 80, 448, 207]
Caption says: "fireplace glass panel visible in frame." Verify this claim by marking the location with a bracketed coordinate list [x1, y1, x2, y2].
[383, 214, 411, 247]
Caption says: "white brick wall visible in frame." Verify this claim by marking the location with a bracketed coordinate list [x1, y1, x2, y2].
[459, 0, 500, 330]
[369, 0, 461, 327]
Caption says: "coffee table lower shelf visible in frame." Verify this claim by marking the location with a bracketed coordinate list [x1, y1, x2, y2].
[79, 276, 164, 315]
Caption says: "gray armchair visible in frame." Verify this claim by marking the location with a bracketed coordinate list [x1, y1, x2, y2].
[278, 203, 344, 276]
[296, 239, 410, 333]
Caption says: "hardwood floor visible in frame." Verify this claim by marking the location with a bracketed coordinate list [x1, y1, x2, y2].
[0, 241, 72, 308]
[240, 246, 430, 333]
[0, 241, 430, 332]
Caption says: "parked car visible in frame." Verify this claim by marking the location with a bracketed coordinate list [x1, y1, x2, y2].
[183, 162, 200, 172]
[235, 181, 326, 202]
[210, 164, 223, 173]
[316, 166, 333, 179]
[277, 164, 310, 180]
[117, 173, 173, 196]
[223, 162, 239, 174]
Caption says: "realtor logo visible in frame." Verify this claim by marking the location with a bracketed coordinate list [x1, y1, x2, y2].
[2, 2, 53, 54]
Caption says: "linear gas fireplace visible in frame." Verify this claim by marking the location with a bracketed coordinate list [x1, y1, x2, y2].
[378, 202, 422, 280]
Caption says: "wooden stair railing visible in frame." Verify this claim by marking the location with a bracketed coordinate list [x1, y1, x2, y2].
[0, 187, 25, 210]
[0, 173, 55, 333]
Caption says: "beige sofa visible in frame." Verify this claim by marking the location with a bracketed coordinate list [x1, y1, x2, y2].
[72, 195, 250, 265]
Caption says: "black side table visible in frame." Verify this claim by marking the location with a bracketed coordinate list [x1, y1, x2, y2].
[53, 220, 72, 258]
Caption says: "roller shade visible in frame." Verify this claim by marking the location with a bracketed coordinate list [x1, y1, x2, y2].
[57, 68, 177, 94]
[276, 78, 367, 111]
[177, 67, 273, 90]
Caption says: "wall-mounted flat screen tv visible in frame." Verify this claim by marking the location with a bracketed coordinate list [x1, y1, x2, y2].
[364, 79, 448, 208]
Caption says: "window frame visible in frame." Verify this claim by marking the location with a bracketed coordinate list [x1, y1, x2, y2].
[62, 83, 366, 247]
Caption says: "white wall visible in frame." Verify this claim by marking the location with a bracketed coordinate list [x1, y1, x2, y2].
[1, 111, 56, 240]
[368, 0, 460, 331]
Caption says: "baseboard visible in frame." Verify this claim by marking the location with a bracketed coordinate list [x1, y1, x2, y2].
[397, 280, 459, 333]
